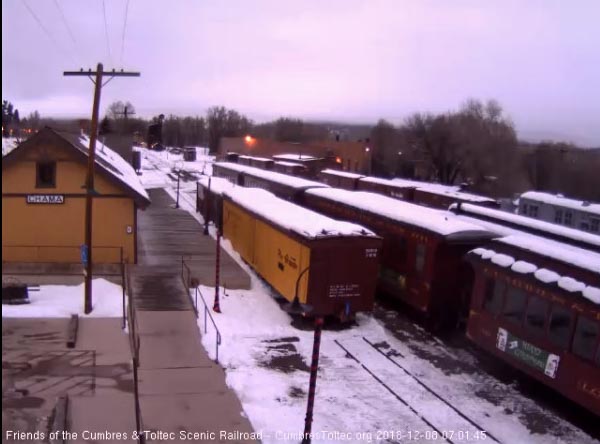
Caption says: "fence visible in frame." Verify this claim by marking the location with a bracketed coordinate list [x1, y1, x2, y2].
[181, 256, 222, 364]
[124, 264, 145, 444]
[2, 244, 125, 264]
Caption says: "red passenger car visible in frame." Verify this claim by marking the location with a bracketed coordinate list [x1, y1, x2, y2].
[318, 169, 364, 190]
[466, 235, 600, 416]
[303, 188, 496, 328]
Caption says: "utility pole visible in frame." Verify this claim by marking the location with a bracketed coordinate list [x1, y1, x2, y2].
[64, 63, 140, 314]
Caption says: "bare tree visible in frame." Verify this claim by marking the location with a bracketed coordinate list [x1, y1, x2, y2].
[207, 106, 252, 153]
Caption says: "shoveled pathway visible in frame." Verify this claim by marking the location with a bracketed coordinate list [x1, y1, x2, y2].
[129, 188, 254, 443]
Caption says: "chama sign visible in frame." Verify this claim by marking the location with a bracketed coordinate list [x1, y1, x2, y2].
[26, 194, 65, 204]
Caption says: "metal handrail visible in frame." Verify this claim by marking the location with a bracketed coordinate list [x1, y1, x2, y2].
[195, 286, 222, 364]
[180, 256, 222, 363]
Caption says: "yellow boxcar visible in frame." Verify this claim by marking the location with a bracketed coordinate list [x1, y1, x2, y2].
[222, 192, 381, 317]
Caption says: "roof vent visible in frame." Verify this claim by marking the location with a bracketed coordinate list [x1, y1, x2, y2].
[582, 201, 591, 207]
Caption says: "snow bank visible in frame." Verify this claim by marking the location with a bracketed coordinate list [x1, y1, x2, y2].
[2, 278, 124, 318]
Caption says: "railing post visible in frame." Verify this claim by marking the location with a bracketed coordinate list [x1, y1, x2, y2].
[213, 227, 221, 313]
[302, 316, 324, 444]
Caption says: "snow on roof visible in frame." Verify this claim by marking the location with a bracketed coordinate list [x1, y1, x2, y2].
[272, 153, 320, 161]
[415, 186, 497, 204]
[392, 177, 461, 192]
[450, 202, 600, 249]
[76, 134, 150, 202]
[364, 176, 494, 205]
[223, 187, 376, 239]
[274, 161, 307, 168]
[470, 249, 598, 305]
[558, 277, 586, 293]
[320, 169, 365, 179]
[198, 175, 236, 195]
[491, 254, 515, 268]
[214, 162, 328, 190]
[2, 137, 19, 156]
[511, 261, 537, 274]
[306, 188, 494, 238]
[361, 176, 416, 188]
[239, 155, 272, 162]
[520, 191, 600, 216]
[498, 234, 600, 274]
[583, 287, 600, 304]
[535, 268, 560, 284]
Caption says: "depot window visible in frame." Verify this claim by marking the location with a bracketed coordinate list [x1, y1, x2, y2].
[525, 296, 548, 335]
[36, 161, 56, 188]
[548, 305, 573, 349]
[483, 278, 505, 315]
[572, 316, 599, 362]
[502, 286, 527, 324]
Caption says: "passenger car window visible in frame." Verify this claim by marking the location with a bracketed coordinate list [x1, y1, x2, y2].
[548, 305, 573, 349]
[502, 286, 527, 324]
[483, 278, 505, 315]
[415, 243, 426, 274]
[572, 316, 599, 362]
[525, 296, 548, 334]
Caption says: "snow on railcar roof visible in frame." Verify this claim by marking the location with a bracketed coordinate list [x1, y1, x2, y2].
[450, 202, 600, 248]
[272, 153, 320, 161]
[275, 161, 307, 167]
[361, 176, 417, 188]
[214, 162, 328, 189]
[199, 175, 236, 195]
[223, 187, 376, 239]
[239, 155, 272, 162]
[520, 191, 600, 216]
[320, 169, 365, 179]
[498, 235, 600, 274]
[305, 188, 494, 238]
[363, 176, 494, 204]
[451, 211, 600, 273]
[469, 245, 599, 305]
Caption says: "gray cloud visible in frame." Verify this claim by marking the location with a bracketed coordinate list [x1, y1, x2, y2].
[3, 0, 600, 145]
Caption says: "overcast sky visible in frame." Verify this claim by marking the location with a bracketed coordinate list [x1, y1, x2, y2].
[3, 0, 600, 145]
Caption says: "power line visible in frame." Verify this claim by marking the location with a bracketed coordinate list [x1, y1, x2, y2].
[22, 0, 72, 61]
[53, 0, 79, 55]
[119, 0, 131, 67]
[102, 0, 113, 66]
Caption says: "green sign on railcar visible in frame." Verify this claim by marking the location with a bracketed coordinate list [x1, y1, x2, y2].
[496, 328, 560, 379]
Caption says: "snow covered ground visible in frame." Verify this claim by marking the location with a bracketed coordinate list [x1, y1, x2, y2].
[2, 278, 125, 318]
[140, 147, 598, 444]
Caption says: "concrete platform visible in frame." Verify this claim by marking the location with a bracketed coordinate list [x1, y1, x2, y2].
[2, 317, 134, 444]
[129, 188, 255, 440]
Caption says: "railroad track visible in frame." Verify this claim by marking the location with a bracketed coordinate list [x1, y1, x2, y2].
[334, 337, 501, 444]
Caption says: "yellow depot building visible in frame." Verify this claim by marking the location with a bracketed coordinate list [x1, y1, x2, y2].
[2, 127, 150, 265]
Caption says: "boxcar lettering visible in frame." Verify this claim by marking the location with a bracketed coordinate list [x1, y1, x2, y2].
[328, 284, 360, 298]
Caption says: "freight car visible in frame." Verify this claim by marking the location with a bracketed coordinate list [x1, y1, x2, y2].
[466, 235, 600, 416]
[318, 169, 364, 190]
[220, 186, 382, 318]
[318, 170, 499, 209]
[212, 162, 328, 202]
